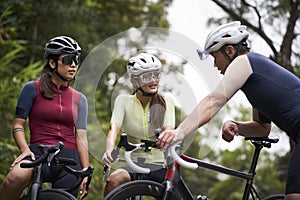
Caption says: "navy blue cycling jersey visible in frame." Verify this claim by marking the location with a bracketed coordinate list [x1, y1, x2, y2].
[217, 52, 300, 139]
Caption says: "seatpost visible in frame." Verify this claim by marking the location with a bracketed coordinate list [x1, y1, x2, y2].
[248, 142, 263, 174]
[242, 141, 263, 200]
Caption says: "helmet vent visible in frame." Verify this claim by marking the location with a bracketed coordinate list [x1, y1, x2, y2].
[222, 34, 231, 38]
[203, 21, 249, 53]
[128, 61, 135, 66]
[43, 36, 81, 59]
[126, 53, 162, 77]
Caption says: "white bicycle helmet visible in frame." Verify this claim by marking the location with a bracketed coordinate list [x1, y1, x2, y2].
[44, 36, 81, 59]
[127, 53, 162, 77]
[198, 21, 249, 59]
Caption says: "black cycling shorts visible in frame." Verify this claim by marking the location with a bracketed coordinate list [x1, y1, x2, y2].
[129, 168, 167, 183]
[26, 144, 81, 197]
[286, 136, 300, 194]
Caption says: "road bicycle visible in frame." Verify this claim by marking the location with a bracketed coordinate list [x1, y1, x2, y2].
[19, 141, 94, 200]
[104, 132, 285, 200]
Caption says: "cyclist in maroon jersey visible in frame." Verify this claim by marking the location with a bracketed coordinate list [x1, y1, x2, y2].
[0, 36, 90, 200]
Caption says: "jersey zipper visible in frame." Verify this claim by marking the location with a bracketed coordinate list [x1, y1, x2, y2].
[57, 90, 62, 137]
[135, 96, 151, 138]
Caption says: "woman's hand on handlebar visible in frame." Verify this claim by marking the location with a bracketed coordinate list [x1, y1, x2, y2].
[102, 149, 113, 166]
[78, 176, 89, 200]
[157, 129, 183, 150]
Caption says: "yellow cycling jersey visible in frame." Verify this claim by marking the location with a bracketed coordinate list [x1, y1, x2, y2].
[110, 93, 175, 162]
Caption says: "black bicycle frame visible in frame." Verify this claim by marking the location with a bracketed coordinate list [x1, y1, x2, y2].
[20, 142, 94, 200]
[106, 132, 279, 200]
[28, 153, 49, 200]
[30, 163, 42, 200]
[166, 141, 264, 200]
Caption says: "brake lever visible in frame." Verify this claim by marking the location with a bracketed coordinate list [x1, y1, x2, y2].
[47, 147, 62, 167]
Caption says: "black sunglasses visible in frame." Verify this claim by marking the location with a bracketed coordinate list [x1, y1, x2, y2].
[58, 55, 80, 65]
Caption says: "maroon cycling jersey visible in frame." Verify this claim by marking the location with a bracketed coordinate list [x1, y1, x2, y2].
[15, 81, 88, 149]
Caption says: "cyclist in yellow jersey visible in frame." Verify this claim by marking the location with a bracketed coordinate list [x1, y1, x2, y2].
[102, 53, 175, 197]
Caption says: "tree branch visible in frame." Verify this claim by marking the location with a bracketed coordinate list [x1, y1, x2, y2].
[211, 0, 278, 57]
[240, 0, 263, 30]
[277, 0, 300, 72]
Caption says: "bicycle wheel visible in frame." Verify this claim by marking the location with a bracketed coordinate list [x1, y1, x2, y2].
[20, 189, 77, 200]
[263, 194, 285, 200]
[104, 180, 180, 200]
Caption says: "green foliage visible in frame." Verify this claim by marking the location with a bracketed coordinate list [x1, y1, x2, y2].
[0, 0, 173, 198]
[209, 0, 299, 73]
[208, 141, 285, 199]
[0, 141, 19, 180]
[182, 133, 219, 198]
[0, 0, 294, 198]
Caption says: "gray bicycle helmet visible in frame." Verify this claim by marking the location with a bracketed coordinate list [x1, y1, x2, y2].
[198, 21, 249, 59]
[127, 53, 162, 77]
[44, 36, 81, 59]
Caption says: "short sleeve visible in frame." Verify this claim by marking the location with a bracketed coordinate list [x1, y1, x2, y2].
[214, 55, 253, 99]
[252, 107, 271, 124]
[15, 81, 36, 119]
[76, 94, 88, 129]
[110, 94, 126, 128]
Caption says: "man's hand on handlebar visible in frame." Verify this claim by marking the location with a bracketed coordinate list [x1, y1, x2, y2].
[157, 129, 183, 150]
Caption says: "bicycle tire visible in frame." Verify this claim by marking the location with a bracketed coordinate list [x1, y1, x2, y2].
[20, 189, 77, 200]
[263, 194, 285, 200]
[104, 180, 180, 200]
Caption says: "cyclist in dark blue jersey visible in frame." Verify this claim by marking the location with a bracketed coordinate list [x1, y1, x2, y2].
[157, 21, 300, 200]
[0, 36, 90, 200]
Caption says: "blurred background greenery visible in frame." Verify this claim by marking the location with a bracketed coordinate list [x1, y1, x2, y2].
[0, 0, 299, 199]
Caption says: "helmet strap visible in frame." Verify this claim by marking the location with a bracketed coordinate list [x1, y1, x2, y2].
[53, 64, 74, 82]
[220, 45, 239, 63]
[137, 87, 157, 97]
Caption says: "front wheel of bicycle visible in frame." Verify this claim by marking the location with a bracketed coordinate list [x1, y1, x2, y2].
[20, 189, 77, 200]
[263, 194, 285, 200]
[104, 180, 180, 200]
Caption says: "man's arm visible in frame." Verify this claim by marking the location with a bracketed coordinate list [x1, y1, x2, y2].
[158, 92, 227, 148]
[222, 108, 271, 142]
[177, 92, 227, 138]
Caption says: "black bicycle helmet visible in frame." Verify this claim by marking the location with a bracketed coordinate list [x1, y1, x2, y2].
[44, 36, 81, 59]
